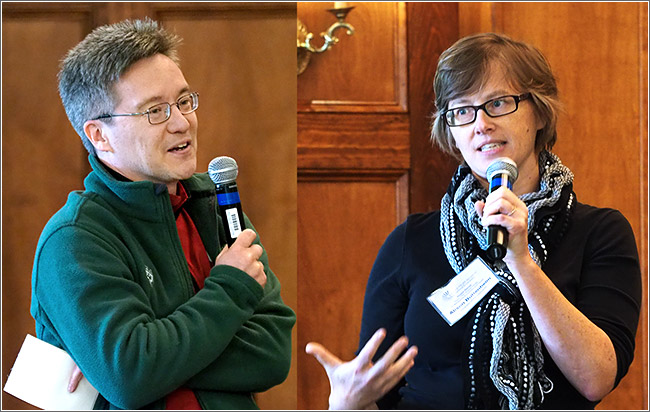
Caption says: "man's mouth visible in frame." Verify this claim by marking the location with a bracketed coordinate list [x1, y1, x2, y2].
[169, 142, 190, 152]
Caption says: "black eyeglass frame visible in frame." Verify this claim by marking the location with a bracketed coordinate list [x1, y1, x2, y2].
[443, 93, 531, 127]
[91, 92, 199, 125]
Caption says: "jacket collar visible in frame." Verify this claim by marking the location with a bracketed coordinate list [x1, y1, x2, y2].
[84, 155, 182, 222]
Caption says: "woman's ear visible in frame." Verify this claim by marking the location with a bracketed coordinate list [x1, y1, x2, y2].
[533, 106, 546, 132]
[83, 120, 114, 153]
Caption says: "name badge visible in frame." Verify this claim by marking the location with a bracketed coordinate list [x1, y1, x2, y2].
[427, 257, 499, 326]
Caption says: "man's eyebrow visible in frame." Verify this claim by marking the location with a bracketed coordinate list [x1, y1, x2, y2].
[136, 86, 191, 110]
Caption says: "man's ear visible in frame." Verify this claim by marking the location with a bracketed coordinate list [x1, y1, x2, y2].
[83, 120, 113, 153]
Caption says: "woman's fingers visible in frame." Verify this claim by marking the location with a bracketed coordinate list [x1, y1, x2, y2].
[306, 342, 343, 374]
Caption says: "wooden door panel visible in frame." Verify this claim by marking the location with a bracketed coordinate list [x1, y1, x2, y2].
[297, 177, 407, 410]
[297, 2, 407, 112]
[298, 113, 410, 170]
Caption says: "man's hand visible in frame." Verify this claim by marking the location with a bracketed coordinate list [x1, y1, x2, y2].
[214, 229, 266, 288]
[305, 328, 418, 410]
[68, 364, 83, 393]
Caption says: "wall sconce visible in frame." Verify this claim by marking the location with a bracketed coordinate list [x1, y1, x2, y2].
[297, 3, 355, 75]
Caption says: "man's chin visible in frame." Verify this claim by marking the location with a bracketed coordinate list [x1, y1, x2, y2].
[174, 159, 197, 180]
[178, 168, 197, 181]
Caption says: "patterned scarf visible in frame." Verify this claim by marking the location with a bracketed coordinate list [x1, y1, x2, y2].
[440, 151, 575, 409]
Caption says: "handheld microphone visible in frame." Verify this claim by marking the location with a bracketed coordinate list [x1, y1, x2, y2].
[486, 157, 519, 260]
[208, 156, 246, 246]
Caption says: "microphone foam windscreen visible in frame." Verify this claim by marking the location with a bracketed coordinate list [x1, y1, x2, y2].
[208, 156, 238, 184]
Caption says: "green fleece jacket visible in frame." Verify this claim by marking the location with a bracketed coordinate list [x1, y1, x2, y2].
[30, 155, 296, 409]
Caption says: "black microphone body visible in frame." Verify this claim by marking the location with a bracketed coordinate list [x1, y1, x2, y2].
[208, 156, 246, 246]
[486, 157, 519, 261]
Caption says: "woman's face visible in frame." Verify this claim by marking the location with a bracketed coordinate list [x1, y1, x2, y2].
[447, 63, 544, 193]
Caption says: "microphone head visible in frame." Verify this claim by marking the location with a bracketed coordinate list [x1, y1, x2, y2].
[208, 156, 238, 184]
[486, 157, 518, 182]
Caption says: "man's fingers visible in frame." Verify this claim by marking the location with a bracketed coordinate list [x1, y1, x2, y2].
[251, 244, 264, 260]
[232, 229, 257, 248]
[356, 328, 387, 366]
[216, 244, 229, 260]
[67, 365, 83, 393]
[306, 342, 342, 373]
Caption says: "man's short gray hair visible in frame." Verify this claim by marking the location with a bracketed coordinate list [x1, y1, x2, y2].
[58, 18, 182, 155]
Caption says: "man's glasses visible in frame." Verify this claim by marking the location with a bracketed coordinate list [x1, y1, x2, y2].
[92, 92, 199, 125]
[443, 93, 531, 127]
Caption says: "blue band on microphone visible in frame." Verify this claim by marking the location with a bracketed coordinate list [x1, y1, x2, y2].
[217, 192, 241, 206]
[489, 173, 513, 192]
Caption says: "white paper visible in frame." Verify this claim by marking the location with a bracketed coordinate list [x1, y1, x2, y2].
[3, 334, 99, 410]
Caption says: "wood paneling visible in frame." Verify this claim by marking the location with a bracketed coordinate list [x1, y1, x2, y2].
[1, 2, 297, 410]
[297, 2, 407, 112]
[407, 2, 461, 214]
[640, 4, 649, 405]
[298, 113, 410, 170]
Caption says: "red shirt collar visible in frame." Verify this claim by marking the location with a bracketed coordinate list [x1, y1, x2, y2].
[168, 183, 189, 213]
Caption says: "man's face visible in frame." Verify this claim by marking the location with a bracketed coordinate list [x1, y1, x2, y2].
[96, 54, 198, 193]
[448, 62, 543, 189]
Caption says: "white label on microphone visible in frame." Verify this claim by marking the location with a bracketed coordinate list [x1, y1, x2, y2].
[225, 208, 242, 239]
[427, 257, 499, 326]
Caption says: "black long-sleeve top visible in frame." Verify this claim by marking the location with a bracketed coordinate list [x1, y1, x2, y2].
[358, 202, 641, 409]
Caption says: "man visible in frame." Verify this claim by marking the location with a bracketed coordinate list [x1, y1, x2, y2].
[30, 18, 295, 410]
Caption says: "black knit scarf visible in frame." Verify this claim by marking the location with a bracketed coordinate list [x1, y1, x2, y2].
[440, 151, 576, 409]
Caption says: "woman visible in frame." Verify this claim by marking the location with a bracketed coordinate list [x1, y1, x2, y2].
[306, 33, 641, 409]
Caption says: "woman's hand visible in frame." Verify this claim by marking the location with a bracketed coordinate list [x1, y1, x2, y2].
[475, 186, 530, 264]
[305, 328, 418, 410]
